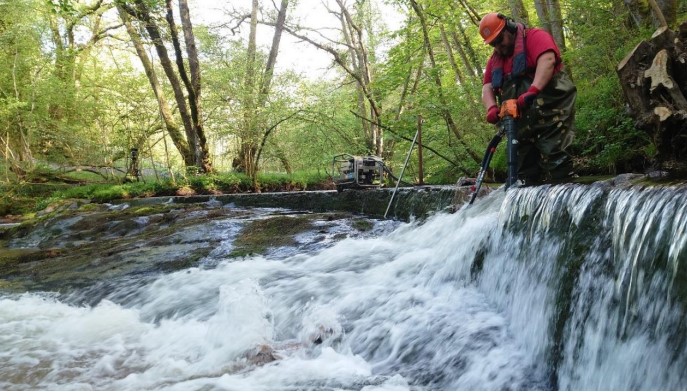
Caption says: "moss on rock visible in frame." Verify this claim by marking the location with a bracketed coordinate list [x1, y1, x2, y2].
[230, 215, 314, 257]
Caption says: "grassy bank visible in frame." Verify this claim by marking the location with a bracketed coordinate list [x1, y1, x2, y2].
[0, 171, 335, 219]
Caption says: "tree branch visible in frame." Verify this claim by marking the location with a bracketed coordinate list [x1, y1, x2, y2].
[349, 110, 460, 167]
[255, 109, 303, 165]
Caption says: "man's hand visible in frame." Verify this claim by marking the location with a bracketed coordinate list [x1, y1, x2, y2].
[486, 105, 499, 124]
[517, 85, 541, 110]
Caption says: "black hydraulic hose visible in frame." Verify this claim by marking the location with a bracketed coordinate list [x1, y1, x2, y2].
[468, 130, 504, 205]
[383, 166, 413, 186]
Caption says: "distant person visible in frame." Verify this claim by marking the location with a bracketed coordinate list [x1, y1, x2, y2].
[479, 12, 577, 185]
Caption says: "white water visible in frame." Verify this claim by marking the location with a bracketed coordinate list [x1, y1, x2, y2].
[1, 185, 686, 390]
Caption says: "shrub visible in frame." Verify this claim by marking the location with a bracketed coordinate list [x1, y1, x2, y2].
[573, 76, 651, 173]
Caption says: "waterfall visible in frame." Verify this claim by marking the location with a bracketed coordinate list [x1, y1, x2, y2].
[0, 184, 685, 390]
[476, 184, 687, 390]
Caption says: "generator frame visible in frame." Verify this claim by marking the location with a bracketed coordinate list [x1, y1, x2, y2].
[332, 153, 385, 192]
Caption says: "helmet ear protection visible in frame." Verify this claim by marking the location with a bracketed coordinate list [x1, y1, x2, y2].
[497, 13, 518, 33]
[479, 12, 518, 44]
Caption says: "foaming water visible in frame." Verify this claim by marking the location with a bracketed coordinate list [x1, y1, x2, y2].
[1, 184, 686, 390]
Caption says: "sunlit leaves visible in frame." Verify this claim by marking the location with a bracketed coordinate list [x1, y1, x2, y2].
[46, 0, 77, 16]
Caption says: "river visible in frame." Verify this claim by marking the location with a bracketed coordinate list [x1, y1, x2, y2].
[0, 183, 685, 390]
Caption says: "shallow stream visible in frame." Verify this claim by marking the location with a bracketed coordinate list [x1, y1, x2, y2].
[1, 184, 686, 390]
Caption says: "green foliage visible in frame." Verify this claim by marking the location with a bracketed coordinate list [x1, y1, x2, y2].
[186, 175, 215, 191]
[180, 172, 250, 193]
[52, 181, 177, 203]
[47, 0, 77, 15]
[0, 190, 35, 216]
[14, 170, 332, 216]
[33, 196, 60, 212]
[0, 0, 677, 197]
[258, 171, 331, 191]
[92, 185, 129, 201]
[565, 0, 655, 173]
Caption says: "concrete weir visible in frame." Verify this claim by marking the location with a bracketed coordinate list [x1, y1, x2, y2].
[118, 185, 481, 221]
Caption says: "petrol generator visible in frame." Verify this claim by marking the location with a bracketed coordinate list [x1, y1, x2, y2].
[332, 153, 385, 192]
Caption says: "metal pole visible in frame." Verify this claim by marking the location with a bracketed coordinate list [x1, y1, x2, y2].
[417, 115, 424, 186]
[384, 127, 420, 219]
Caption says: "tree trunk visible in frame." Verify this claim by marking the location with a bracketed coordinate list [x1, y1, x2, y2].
[388, 15, 423, 160]
[244, 0, 289, 177]
[509, 0, 530, 24]
[239, 0, 260, 178]
[117, 6, 193, 166]
[617, 22, 687, 172]
[121, 0, 212, 172]
[178, 0, 212, 172]
[279, 2, 383, 157]
[533, 0, 571, 76]
[259, 0, 288, 102]
[164, 0, 204, 169]
[439, 23, 465, 85]
[339, 6, 372, 152]
[7, 45, 34, 172]
[454, 23, 483, 79]
[626, 0, 677, 28]
[336, 0, 382, 156]
[533, 0, 553, 34]
[126, 0, 197, 165]
[48, 1, 107, 89]
[455, 0, 480, 25]
[238, 0, 289, 179]
[409, 0, 480, 170]
[655, 0, 677, 27]
[275, 150, 292, 175]
[545, 0, 566, 51]
[46, 1, 109, 130]
[254, 110, 301, 174]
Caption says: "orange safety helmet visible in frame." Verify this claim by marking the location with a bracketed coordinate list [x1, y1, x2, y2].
[479, 12, 506, 44]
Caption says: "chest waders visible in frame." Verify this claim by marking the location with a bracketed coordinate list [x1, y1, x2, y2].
[468, 99, 520, 205]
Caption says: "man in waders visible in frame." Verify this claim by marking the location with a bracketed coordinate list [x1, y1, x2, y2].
[480, 12, 577, 185]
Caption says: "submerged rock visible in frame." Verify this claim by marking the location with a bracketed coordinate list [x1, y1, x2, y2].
[0, 202, 388, 297]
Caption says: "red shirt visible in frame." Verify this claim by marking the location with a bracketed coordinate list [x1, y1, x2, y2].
[483, 28, 562, 85]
